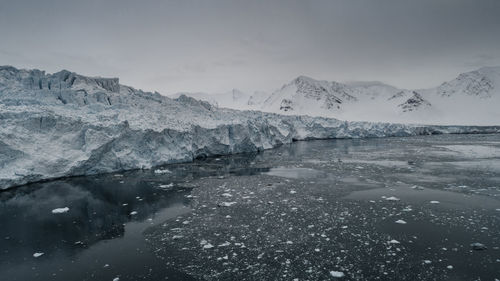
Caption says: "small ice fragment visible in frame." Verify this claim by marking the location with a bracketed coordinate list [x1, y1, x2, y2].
[395, 220, 407, 224]
[470, 242, 487, 251]
[389, 239, 400, 244]
[330, 271, 345, 278]
[159, 183, 174, 188]
[423, 260, 432, 264]
[172, 235, 184, 240]
[430, 201, 440, 204]
[154, 169, 171, 174]
[218, 241, 231, 247]
[218, 202, 237, 207]
[33, 252, 44, 258]
[446, 265, 453, 269]
[385, 196, 400, 201]
[203, 243, 214, 249]
[113, 277, 120, 281]
[221, 193, 232, 197]
[130, 211, 138, 215]
[104, 264, 110, 268]
[51, 207, 69, 214]
[290, 190, 297, 194]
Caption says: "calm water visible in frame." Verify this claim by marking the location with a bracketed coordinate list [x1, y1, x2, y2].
[1, 134, 499, 280]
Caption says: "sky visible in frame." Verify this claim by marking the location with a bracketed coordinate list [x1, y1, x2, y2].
[1, 0, 500, 94]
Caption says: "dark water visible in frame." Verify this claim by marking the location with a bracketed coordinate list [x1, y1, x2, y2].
[1, 134, 499, 280]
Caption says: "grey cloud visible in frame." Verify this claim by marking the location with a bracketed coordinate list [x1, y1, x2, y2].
[0, 0, 499, 93]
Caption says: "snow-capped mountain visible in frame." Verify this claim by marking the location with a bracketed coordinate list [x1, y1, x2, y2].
[260, 67, 500, 124]
[176, 67, 500, 125]
[6, 65, 476, 190]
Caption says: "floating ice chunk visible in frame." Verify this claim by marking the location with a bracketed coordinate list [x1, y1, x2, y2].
[203, 243, 214, 249]
[154, 169, 171, 174]
[430, 201, 440, 204]
[395, 220, 407, 224]
[446, 265, 453, 269]
[290, 190, 297, 194]
[51, 207, 69, 214]
[130, 211, 138, 215]
[33, 252, 44, 258]
[221, 193, 232, 197]
[470, 242, 487, 251]
[218, 202, 237, 207]
[158, 183, 174, 188]
[423, 260, 432, 264]
[113, 277, 120, 281]
[172, 235, 184, 240]
[330, 271, 345, 278]
[385, 196, 400, 201]
[218, 241, 231, 247]
[388, 239, 400, 244]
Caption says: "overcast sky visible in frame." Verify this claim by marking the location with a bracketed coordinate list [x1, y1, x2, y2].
[1, 0, 500, 94]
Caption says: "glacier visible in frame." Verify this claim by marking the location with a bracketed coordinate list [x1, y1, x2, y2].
[1, 65, 500, 190]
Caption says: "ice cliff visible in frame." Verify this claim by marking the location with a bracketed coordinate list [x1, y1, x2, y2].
[1, 66, 499, 189]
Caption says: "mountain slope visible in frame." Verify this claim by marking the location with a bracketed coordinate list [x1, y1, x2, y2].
[175, 67, 500, 125]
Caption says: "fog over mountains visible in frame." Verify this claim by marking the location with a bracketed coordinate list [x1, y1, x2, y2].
[171, 66, 500, 125]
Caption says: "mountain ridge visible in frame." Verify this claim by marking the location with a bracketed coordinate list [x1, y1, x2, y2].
[172, 66, 500, 125]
